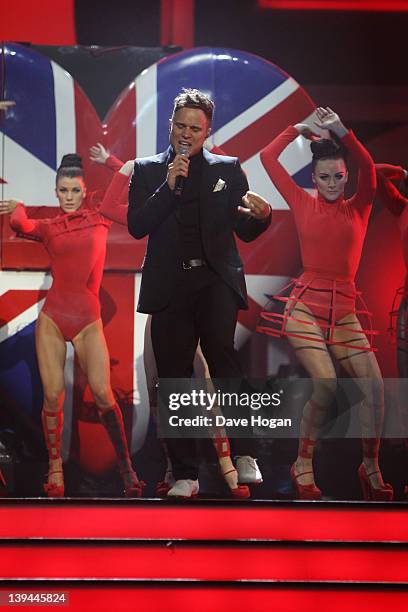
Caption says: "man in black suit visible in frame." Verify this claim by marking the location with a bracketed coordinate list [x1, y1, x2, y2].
[128, 89, 271, 497]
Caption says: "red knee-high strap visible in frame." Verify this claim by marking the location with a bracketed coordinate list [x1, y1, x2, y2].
[98, 403, 133, 474]
[299, 437, 317, 459]
[41, 409, 63, 461]
[299, 399, 327, 458]
[98, 403, 143, 497]
[362, 437, 380, 458]
[213, 436, 231, 458]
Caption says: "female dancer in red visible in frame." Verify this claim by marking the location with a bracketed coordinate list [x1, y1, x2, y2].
[258, 107, 392, 500]
[0, 152, 142, 498]
[375, 164, 408, 379]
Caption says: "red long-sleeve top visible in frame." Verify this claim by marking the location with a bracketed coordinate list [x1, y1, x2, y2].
[9, 156, 128, 338]
[260, 126, 376, 280]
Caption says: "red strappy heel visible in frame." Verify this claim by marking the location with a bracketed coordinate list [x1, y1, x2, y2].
[358, 463, 393, 501]
[43, 469, 64, 498]
[221, 467, 250, 498]
[290, 463, 322, 500]
[99, 403, 145, 497]
[121, 471, 146, 498]
[156, 468, 176, 497]
[42, 409, 65, 498]
[214, 436, 250, 499]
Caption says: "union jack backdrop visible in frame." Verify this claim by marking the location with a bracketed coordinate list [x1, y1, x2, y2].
[0, 44, 316, 474]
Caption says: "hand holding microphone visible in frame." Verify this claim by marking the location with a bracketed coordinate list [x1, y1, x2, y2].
[167, 146, 190, 195]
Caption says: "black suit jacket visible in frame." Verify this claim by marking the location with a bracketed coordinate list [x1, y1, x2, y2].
[128, 147, 271, 313]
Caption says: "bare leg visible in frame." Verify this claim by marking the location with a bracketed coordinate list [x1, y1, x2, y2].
[331, 315, 391, 497]
[193, 343, 248, 495]
[73, 320, 142, 496]
[285, 302, 337, 494]
[35, 313, 67, 495]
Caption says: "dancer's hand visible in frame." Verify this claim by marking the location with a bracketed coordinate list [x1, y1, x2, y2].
[89, 143, 110, 164]
[119, 160, 134, 176]
[294, 123, 321, 140]
[239, 191, 271, 220]
[0, 200, 18, 215]
[314, 107, 347, 138]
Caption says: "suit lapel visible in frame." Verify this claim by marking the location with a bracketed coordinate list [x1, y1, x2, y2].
[155, 146, 172, 186]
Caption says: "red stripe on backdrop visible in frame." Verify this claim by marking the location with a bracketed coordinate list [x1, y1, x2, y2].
[219, 88, 315, 164]
[0, 290, 48, 323]
[102, 274, 135, 418]
[104, 83, 137, 164]
[73, 83, 106, 193]
[0, 0, 76, 45]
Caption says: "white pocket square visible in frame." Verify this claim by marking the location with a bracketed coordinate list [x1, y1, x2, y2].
[213, 178, 226, 192]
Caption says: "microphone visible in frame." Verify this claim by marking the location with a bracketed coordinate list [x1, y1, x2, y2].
[174, 145, 189, 197]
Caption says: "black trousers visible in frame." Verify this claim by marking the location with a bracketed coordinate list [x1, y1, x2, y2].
[151, 266, 254, 480]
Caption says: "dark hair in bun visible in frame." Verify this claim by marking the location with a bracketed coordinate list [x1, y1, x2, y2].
[311, 138, 347, 171]
[56, 153, 84, 182]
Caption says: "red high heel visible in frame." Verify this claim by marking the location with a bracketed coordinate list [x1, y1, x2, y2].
[221, 467, 250, 498]
[156, 469, 175, 497]
[42, 408, 65, 498]
[122, 470, 145, 498]
[214, 436, 250, 499]
[99, 404, 145, 498]
[290, 463, 321, 500]
[43, 469, 64, 498]
[358, 463, 393, 501]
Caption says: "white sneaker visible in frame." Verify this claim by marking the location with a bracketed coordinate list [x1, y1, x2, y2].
[235, 456, 263, 484]
[167, 479, 199, 498]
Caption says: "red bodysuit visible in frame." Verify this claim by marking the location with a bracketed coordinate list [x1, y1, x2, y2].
[258, 126, 376, 347]
[10, 157, 129, 341]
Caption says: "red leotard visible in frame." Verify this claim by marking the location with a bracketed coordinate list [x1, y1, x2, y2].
[258, 126, 376, 346]
[98, 170, 129, 226]
[10, 157, 128, 341]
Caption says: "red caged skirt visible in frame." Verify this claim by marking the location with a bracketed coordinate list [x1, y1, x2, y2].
[257, 269, 378, 351]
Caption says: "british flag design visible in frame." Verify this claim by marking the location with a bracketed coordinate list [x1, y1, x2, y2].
[0, 44, 315, 465]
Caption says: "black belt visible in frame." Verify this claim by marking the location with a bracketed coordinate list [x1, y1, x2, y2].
[182, 258, 207, 270]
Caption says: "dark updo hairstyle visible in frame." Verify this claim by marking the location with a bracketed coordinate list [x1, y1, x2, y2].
[56, 154, 84, 183]
[311, 138, 348, 172]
